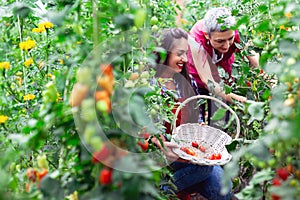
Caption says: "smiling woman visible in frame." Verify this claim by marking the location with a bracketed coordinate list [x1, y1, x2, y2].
[167, 38, 188, 73]
[187, 7, 259, 126]
[150, 28, 232, 200]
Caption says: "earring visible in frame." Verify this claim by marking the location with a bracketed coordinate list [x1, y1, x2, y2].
[207, 40, 210, 45]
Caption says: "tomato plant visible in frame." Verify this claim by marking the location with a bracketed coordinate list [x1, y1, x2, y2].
[0, 0, 299, 199]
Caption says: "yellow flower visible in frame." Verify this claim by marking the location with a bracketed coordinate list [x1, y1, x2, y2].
[39, 22, 54, 29]
[66, 190, 78, 200]
[32, 27, 46, 33]
[284, 12, 292, 19]
[24, 58, 34, 67]
[56, 93, 63, 102]
[16, 77, 22, 86]
[47, 74, 54, 79]
[0, 115, 9, 124]
[23, 94, 35, 101]
[0, 62, 10, 70]
[58, 59, 64, 65]
[19, 39, 35, 51]
[279, 25, 285, 30]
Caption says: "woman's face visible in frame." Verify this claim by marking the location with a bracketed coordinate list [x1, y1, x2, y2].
[206, 30, 235, 53]
[167, 38, 188, 73]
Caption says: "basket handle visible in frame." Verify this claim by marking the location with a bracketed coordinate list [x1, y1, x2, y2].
[172, 95, 240, 139]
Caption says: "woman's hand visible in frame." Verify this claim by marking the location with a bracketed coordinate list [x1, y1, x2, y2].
[151, 136, 188, 163]
[226, 93, 247, 103]
[161, 142, 181, 162]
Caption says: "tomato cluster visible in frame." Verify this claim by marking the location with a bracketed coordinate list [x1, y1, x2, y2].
[180, 147, 196, 156]
[207, 153, 222, 160]
[271, 166, 293, 200]
[191, 141, 206, 152]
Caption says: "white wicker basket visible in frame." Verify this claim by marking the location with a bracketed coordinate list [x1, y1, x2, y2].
[171, 95, 240, 166]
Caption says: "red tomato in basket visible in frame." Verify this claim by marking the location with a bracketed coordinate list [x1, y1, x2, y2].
[180, 147, 187, 151]
[209, 153, 222, 160]
[214, 153, 222, 160]
[191, 141, 198, 148]
[199, 145, 206, 152]
[185, 148, 196, 156]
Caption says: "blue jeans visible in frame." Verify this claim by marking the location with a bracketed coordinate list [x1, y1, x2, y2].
[170, 162, 232, 200]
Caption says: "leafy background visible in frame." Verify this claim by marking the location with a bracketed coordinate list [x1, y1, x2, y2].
[0, 0, 299, 199]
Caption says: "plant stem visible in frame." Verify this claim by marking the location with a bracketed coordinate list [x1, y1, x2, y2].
[92, 0, 99, 57]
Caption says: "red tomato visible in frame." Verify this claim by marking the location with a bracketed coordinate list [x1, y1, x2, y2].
[199, 145, 206, 152]
[208, 155, 216, 160]
[185, 148, 196, 156]
[276, 167, 289, 181]
[26, 168, 37, 182]
[138, 140, 149, 151]
[208, 153, 222, 160]
[99, 168, 113, 185]
[142, 132, 150, 139]
[92, 145, 110, 163]
[271, 194, 281, 200]
[286, 164, 294, 174]
[272, 178, 281, 186]
[214, 153, 222, 160]
[191, 141, 198, 148]
[180, 147, 187, 151]
[246, 81, 251, 87]
[260, 69, 264, 74]
[37, 169, 48, 181]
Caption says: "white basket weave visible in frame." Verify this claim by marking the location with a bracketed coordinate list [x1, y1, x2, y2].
[171, 95, 240, 166]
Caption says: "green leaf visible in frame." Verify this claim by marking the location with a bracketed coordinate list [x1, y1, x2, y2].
[247, 101, 265, 121]
[257, 20, 271, 32]
[258, 5, 268, 12]
[250, 168, 273, 185]
[211, 108, 227, 121]
[13, 3, 31, 18]
[40, 176, 64, 199]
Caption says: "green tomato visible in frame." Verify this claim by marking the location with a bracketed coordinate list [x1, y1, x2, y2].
[140, 71, 150, 79]
[134, 9, 147, 28]
[151, 25, 158, 32]
[267, 159, 276, 167]
[43, 82, 58, 103]
[37, 154, 48, 169]
[289, 179, 298, 187]
[96, 101, 108, 112]
[9, 162, 16, 172]
[150, 16, 158, 25]
[286, 58, 296, 66]
[16, 164, 21, 172]
[81, 99, 96, 121]
[131, 26, 138, 33]
[89, 136, 103, 151]
[76, 67, 92, 85]
[124, 80, 135, 88]
[84, 124, 96, 143]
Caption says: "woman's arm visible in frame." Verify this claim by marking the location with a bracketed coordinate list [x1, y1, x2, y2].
[246, 50, 260, 68]
[189, 38, 247, 103]
[151, 135, 188, 163]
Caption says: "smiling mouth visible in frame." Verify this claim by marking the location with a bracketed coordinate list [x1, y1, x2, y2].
[177, 63, 184, 69]
[221, 48, 229, 52]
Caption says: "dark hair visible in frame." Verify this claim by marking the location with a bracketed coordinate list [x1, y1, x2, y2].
[156, 28, 188, 65]
[155, 28, 192, 96]
[155, 28, 199, 124]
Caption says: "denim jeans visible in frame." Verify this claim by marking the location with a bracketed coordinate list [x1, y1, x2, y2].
[170, 162, 232, 200]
